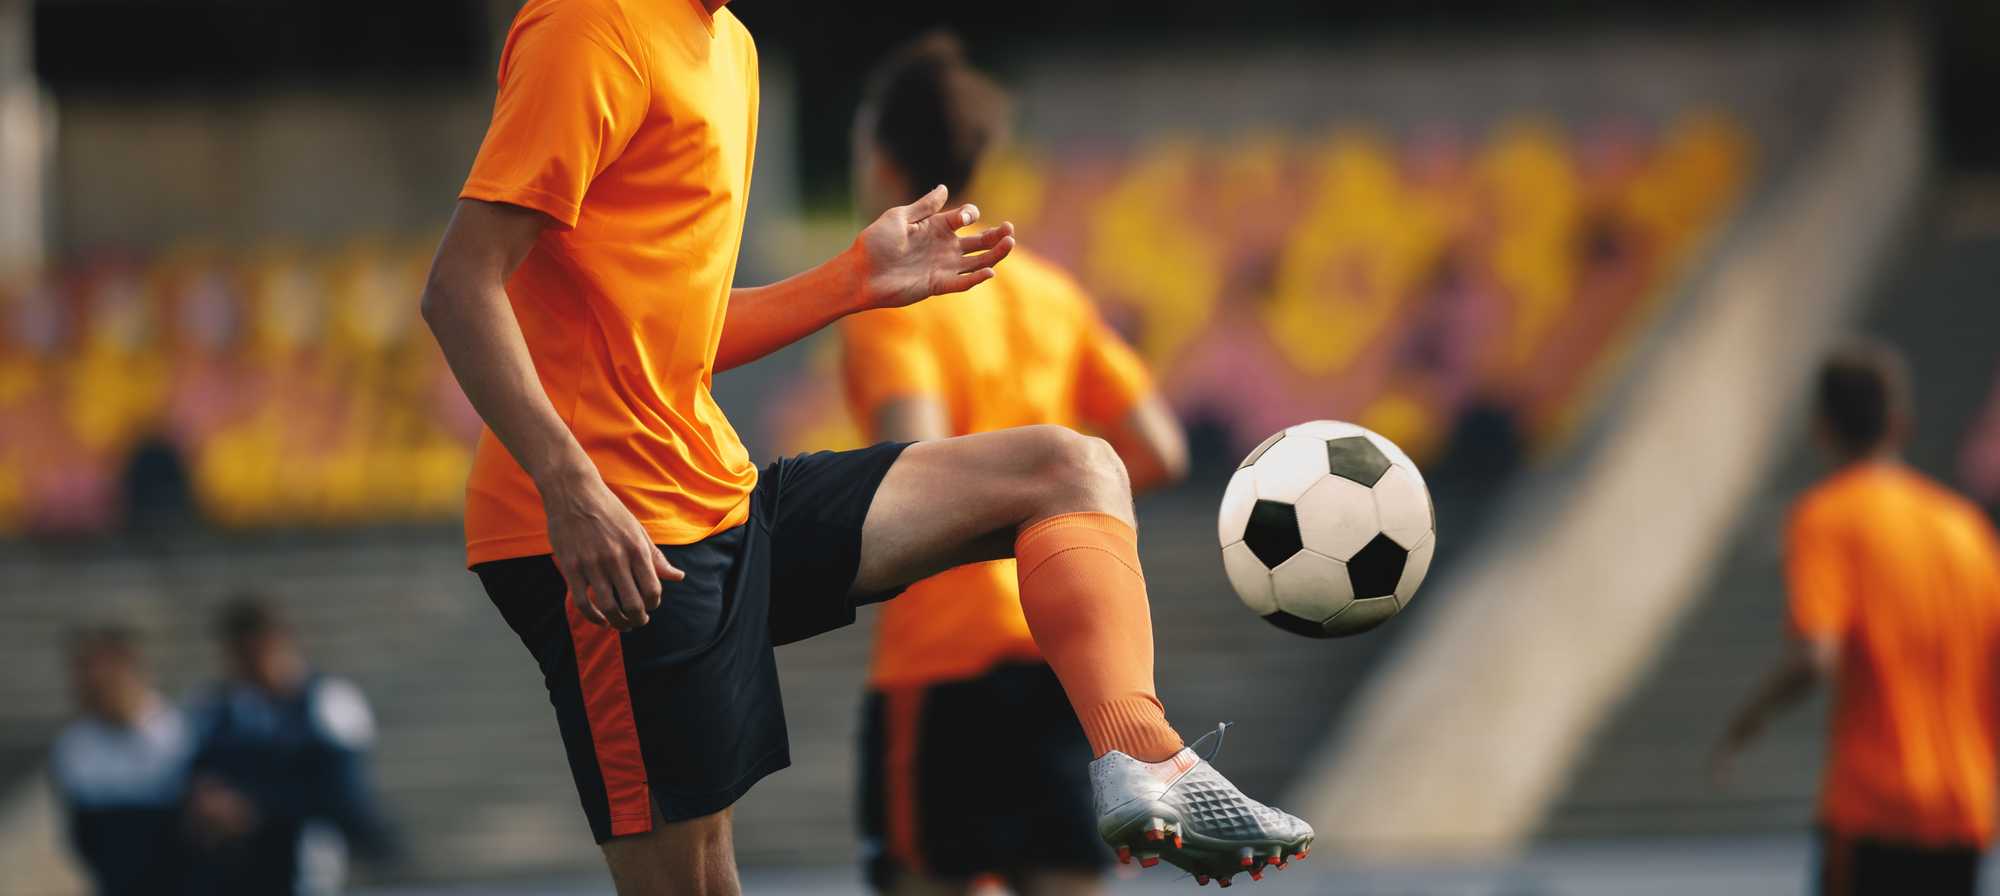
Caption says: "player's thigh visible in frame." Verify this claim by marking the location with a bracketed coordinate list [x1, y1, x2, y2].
[853, 425, 1124, 594]
[600, 807, 740, 896]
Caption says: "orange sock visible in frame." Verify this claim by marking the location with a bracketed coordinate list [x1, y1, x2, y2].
[1015, 512, 1184, 761]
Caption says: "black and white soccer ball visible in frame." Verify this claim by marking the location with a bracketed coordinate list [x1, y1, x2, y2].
[1218, 420, 1436, 638]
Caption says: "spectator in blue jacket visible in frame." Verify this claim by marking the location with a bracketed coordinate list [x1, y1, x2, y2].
[184, 596, 396, 895]
[51, 624, 193, 895]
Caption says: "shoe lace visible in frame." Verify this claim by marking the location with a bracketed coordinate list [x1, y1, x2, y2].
[1161, 722, 1230, 794]
[1191, 721, 1230, 762]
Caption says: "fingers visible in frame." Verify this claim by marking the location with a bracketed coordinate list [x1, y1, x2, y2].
[956, 234, 1015, 276]
[603, 560, 650, 630]
[925, 203, 980, 236]
[903, 184, 949, 222]
[583, 548, 683, 627]
[653, 548, 685, 584]
[634, 546, 665, 613]
[940, 266, 1000, 294]
[558, 562, 611, 628]
[955, 222, 1013, 253]
[559, 550, 651, 630]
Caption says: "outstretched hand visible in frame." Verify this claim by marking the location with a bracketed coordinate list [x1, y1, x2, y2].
[854, 185, 1015, 310]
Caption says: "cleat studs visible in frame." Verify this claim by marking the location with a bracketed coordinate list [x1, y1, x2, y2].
[1266, 855, 1280, 866]
[1249, 870, 1263, 881]
[1217, 879, 1232, 888]
[1144, 829, 1166, 841]
[1196, 875, 1211, 886]
[1173, 834, 1184, 849]
[1239, 847, 1256, 867]
[1139, 855, 1160, 868]
[1117, 846, 1132, 864]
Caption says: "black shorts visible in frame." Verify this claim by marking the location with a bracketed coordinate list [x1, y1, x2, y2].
[475, 442, 910, 843]
[859, 661, 1106, 890]
[1819, 829, 1982, 896]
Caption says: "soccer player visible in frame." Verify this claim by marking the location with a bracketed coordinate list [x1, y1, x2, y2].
[420, 1, 1310, 893]
[1714, 343, 2000, 896]
[51, 625, 193, 896]
[183, 598, 395, 895]
[842, 34, 1191, 896]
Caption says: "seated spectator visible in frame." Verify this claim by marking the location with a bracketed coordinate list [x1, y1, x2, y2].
[184, 596, 396, 895]
[51, 625, 193, 896]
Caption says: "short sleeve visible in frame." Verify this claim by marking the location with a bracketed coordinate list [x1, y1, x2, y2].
[459, 0, 649, 228]
[1075, 301, 1155, 428]
[840, 309, 944, 440]
[311, 679, 377, 751]
[1786, 498, 1853, 639]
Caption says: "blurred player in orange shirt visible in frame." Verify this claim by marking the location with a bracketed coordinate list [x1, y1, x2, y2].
[841, 35, 1189, 896]
[1717, 342, 2000, 896]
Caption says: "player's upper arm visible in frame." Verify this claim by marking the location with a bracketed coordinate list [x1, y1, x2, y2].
[840, 309, 947, 442]
[1074, 303, 1154, 429]
[421, 200, 555, 319]
[459, 0, 650, 229]
[1074, 300, 1186, 489]
[1785, 497, 1854, 640]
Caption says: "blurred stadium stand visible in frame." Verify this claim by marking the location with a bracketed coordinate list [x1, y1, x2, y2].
[0, 112, 1747, 536]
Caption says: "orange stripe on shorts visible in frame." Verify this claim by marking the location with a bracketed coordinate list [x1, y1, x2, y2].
[567, 595, 652, 837]
[884, 686, 927, 872]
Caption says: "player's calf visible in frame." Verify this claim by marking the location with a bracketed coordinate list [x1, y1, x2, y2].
[600, 808, 741, 896]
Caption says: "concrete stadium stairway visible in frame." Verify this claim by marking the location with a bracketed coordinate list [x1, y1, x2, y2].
[3, 458, 1488, 884]
[0, 531, 604, 885]
[1543, 194, 2000, 840]
[0, 475, 1466, 886]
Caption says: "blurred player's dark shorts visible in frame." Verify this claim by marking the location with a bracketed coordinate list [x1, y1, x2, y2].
[859, 661, 1107, 890]
[1818, 828, 1981, 896]
[475, 442, 911, 843]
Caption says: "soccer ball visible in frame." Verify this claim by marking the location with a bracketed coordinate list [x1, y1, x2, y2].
[1218, 421, 1436, 638]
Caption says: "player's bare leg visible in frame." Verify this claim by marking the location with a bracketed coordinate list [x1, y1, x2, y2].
[855, 425, 1134, 588]
[600, 807, 741, 896]
[856, 425, 1313, 885]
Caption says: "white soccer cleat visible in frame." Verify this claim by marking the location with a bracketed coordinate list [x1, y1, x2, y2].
[1091, 726, 1314, 886]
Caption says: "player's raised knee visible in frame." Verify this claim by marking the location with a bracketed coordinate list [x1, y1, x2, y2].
[1024, 425, 1131, 512]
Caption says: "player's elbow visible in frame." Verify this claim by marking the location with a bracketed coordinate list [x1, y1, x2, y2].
[418, 269, 465, 330]
[1803, 637, 1842, 679]
[1152, 425, 1191, 487]
[1119, 400, 1190, 492]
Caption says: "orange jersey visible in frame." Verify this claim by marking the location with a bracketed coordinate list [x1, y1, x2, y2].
[840, 248, 1155, 688]
[457, 0, 759, 565]
[1787, 462, 2000, 845]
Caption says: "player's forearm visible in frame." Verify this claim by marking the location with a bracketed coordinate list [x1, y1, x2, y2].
[1724, 647, 1820, 744]
[421, 276, 596, 489]
[1106, 398, 1190, 495]
[869, 397, 951, 443]
[716, 250, 868, 372]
